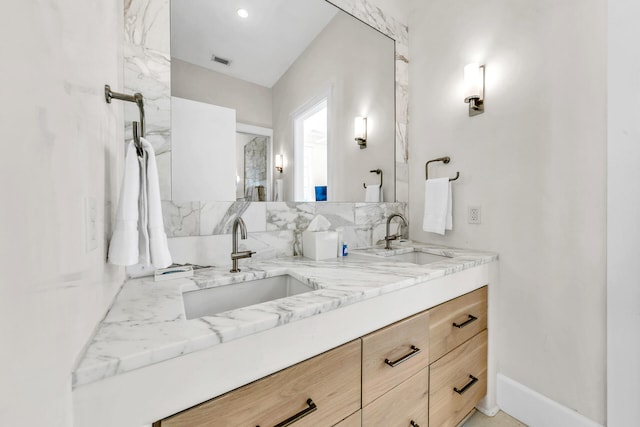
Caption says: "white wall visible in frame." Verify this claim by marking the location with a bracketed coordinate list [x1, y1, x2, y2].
[408, 0, 606, 424]
[607, 0, 640, 425]
[272, 12, 395, 202]
[0, 1, 124, 425]
[172, 58, 273, 129]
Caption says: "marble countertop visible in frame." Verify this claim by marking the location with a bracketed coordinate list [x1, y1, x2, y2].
[72, 242, 497, 388]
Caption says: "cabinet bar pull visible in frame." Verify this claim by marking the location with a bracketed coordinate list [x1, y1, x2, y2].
[410, 421, 420, 427]
[262, 398, 317, 427]
[453, 375, 479, 395]
[384, 345, 421, 367]
[452, 314, 478, 329]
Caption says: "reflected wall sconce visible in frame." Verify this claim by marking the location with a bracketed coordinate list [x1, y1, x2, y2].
[354, 117, 367, 149]
[464, 63, 485, 116]
[275, 154, 284, 173]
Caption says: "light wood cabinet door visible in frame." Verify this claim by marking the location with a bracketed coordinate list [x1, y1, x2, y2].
[429, 286, 487, 363]
[362, 368, 429, 427]
[157, 340, 361, 427]
[334, 410, 361, 427]
[362, 310, 430, 406]
[429, 329, 488, 427]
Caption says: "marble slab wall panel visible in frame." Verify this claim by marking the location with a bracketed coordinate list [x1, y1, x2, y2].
[124, 0, 171, 200]
[166, 201, 407, 265]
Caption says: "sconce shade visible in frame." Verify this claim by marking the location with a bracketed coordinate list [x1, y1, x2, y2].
[463, 63, 484, 116]
[464, 63, 481, 100]
[354, 117, 367, 149]
[275, 154, 283, 173]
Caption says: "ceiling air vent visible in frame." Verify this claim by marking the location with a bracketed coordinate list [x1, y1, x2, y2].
[211, 55, 231, 66]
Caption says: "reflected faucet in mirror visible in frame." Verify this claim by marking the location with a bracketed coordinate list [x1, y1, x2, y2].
[230, 217, 256, 273]
[385, 213, 408, 250]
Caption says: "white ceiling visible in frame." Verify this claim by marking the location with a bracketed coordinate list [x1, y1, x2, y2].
[171, 0, 339, 88]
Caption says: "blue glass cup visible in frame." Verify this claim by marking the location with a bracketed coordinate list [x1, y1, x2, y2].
[314, 186, 327, 201]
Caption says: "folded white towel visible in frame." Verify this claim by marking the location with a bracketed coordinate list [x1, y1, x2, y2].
[422, 178, 452, 235]
[108, 139, 172, 269]
[108, 141, 142, 266]
[365, 184, 382, 202]
[141, 138, 172, 268]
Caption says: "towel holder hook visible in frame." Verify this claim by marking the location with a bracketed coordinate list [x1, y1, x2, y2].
[426, 157, 460, 181]
[363, 169, 383, 188]
[105, 84, 145, 157]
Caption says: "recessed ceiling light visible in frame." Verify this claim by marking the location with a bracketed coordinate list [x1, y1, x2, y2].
[237, 8, 249, 18]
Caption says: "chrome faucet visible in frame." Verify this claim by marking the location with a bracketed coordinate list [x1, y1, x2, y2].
[385, 213, 408, 250]
[230, 217, 255, 273]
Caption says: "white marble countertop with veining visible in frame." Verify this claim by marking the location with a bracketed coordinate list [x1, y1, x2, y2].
[72, 242, 497, 388]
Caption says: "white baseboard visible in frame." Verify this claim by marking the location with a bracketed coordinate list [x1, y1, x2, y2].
[497, 374, 603, 427]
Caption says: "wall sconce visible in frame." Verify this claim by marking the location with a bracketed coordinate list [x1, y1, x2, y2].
[275, 154, 283, 173]
[463, 63, 485, 116]
[354, 117, 367, 149]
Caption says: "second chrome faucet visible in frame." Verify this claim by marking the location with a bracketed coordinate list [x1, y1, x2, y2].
[385, 213, 408, 250]
[230, 217, 255, 273]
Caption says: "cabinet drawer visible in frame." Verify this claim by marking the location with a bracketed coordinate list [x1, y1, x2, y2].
[429, 329, 487, 427]
[157, 340, 361, 427]
[429, 286, 487, 363]
[334, 410, 361, 427]
[362, 368, 429, 427]
[362, 310, 430, 405]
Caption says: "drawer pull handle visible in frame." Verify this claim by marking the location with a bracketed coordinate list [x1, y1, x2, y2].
[410, 421, 420, 427]
[452, 314, 478, 329]
[453, 375, 479, 395]
[263, 398, 317, 427]
[384, 345, 421, 367]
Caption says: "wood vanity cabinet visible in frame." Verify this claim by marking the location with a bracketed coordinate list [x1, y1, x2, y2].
[334, 410, 362, 427]
[428, 287, 488, 427]
[429, 286, 488, 363]
[154, 286, 488, 427]
[361, 311, 430, 406]
[154, 340, 361, 427]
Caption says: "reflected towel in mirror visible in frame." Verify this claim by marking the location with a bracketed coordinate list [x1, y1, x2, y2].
[365, 184, 383, 202]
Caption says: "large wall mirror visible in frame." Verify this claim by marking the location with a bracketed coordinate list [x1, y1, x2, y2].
[169, 0, 396, 203]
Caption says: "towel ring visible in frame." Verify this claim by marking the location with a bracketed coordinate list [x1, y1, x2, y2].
[426, 157, 459, 181]
[363, 169, 383, 188]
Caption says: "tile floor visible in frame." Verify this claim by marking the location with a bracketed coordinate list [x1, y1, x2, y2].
[462, 410, 527, 427]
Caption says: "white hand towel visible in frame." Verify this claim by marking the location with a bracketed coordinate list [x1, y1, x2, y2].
[141, 138, 172, 268]
[108, 139, 172, 269]
[422, 178, 453, 235]
[108, 142, 142, 265]
[365, 184, 382, 202]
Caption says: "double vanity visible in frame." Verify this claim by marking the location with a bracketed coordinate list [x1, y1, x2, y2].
[72, 243, 497, 427]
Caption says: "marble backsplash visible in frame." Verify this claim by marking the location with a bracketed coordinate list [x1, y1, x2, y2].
[165, 201, 408, 267]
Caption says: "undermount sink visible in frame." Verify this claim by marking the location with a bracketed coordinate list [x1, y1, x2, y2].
[379, 251, 449, 265]
[183, 275, 314, 319]
[350, 249, 450, 265]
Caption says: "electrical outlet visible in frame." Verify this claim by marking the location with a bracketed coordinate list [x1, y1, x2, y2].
[85, 196, 98, 252]
[468, 206, 481, 224]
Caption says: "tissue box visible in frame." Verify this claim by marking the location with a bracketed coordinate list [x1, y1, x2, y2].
[302, 230, 338, 260]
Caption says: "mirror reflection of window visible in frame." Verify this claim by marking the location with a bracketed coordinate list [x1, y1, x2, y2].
[294, 98, 328, 201]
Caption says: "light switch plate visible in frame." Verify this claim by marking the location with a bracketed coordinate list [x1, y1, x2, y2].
[468, 206, 481, 224]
